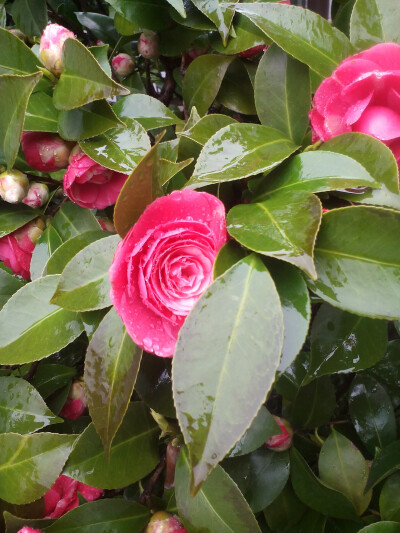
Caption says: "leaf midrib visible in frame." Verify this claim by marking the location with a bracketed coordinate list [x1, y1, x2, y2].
[316, 248, 400, 269]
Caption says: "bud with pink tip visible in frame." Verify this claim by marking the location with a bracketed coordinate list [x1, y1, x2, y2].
[17, 528, 43, 533]
[23, 182, 49, 208]
[21, 132, 73, 172]
[112, 53, 135, 78]
[0, 170, 29, 204]
[264, 416, 293, 452]
[39, 23, 76, 76]
[60, 379, 87, 420]
[138, 31, 159, 59]
[145, 511, 187, 533]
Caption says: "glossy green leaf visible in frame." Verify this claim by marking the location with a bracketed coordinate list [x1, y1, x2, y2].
[366, 441, 400, 491]
[51, 202, 101, 241]
[293, 510, 327, 533]
[0, 376, 60, 434]
[0, 267, 24, 310]
[75, 12, 119, 46]
[290, 448, 359, 520]
[217, 59, 256, 115]
[263, 482, 307, 531]
[79, 119, 150, 173]
[350, 0, 400, 49]
[0, 275, 84, 364]
[58, 100, 124, 141]
[227, 190, 321, 279]
[171, 1, 215, 30]
[0, 72, 42, 169]
[64, 402, 159, 488]
[192, 0, 234, 45]
[307, 304, 387, 381]
[176, 447, 261, 533]
[307, 207, 400, 320]
[107, 0, 170, 31]
[368, 340, 400, 409]
[211, 14, 267, 54]
[320, 133, 400, 210]
[349, 375, 396, 455]
[25, 92, 59, 133]
[233, 3, 354, 77]
[53, 39, 129, 110]
[30, 225, 63, 280]
[173, 254, 284, 489]
[50, 234, 120, 311]
[183, 54, 234, 116]
[9, 0, 47, 38]
[4, 513, 52, 533]
[31, 363, 76, 399]
[255, 45, 310, 144]
[291, 375, 336, 429]
[0, 432, 75, 504]
[85, 308, 142, 456]
[380, 472, 400, 522]
[358, 524, 400, 533]
[253, 151, 378, 200]
[188, 123, 298, 188]
[0, 28, 41, 76]
[88, 44, 112, 77]
[0, 204, 43, 238]
[178, 114, 236, 146]
[319, 431, 372, 515]
[158, 157, 193, 186]
[163, 0, 185, 17]
[213, 240, 246, 279]
[275, 351, 310, 402]
[113, 94, 183, 130]
[135, 354, 175, 418]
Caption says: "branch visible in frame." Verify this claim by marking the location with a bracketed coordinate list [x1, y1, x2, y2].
[145, 60, 157, 98]
[138, 454, 166, 508]
[159, 57, 178, 107]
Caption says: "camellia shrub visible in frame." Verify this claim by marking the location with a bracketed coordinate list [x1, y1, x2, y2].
[0, 0, 400, 531]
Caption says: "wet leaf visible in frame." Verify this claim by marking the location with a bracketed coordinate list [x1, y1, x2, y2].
[350, 0, 400, 49]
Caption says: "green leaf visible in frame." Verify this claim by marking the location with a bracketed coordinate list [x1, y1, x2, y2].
[30, 225, 63, 280]
[366, 441, 400, 492]
[211, 14, 267, 55]
[0, 72, 42, 169]
[350, 0, 400, 49]
[4, 513, 52, 533]
[291, 375, 336, 429]
[75, 12, 119, 46]
[306, 304, 387, 381]
[217, 58, 256, 115]
[178, 114, 236, 146]
[31, 363, 77, 399]
[253, 151, 379, 200]
[233, 3, 354, 77]
[24, 92, 59, 133]
[53, 39, 129, 110]
[50, 234, 121, 312]
[9, 0, 47, 38]
[0, 204, 43, 238]
[0, 28, 41, 76]
[79, 119, 150, 173]
[164, 0, 186, 17]
[58, 100, 124, 141]
[320, 133, 400, 210]
[106, 0, 170, 31]
[290, 448, 359, 520]
[0, 275, 84, 364]
[0, 267, 24, 310]
[319, 430, 372, 515]
[112, 94, 183, 130]
[368, 340, 400, 409]
[171, 1, 215, 30]
[227, 190, 322, 279]
[88, 44, 112, 77]
[349, 375, 396, 455]
[85, 308, 142, 456]
[275, 351, 310, 402]
[192, 0, 234, 45]
[307, 206, 400, 320]
[0, 432, 75, 504]
[173, 255, 284, 489]
[183, 54, 234, 116]
[358, 523, 400, 533]
[51, 202, 101, 241]
[255, 45, 310, 144]
[0, 376, 60, 434]
[380, 472, 400, 522]
[263, 482, 307, 531]
[63, 402, 159, 488]
[187, 123, 298, 188]
[176, 447, 262, 533]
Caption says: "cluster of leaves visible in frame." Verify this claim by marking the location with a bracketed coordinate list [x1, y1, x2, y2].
[0, 0, 400, 532]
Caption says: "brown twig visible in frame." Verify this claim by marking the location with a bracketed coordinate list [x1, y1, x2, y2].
[138, 454, 166, 508]
[159, 57, 178, 107]
[24, 361, 39, 382]
[144, 60, 157, 97]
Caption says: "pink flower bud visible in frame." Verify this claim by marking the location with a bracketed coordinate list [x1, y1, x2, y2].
[97, 217, 116, 232]
[60, 379, 87, 420]
[21, 132, 73, 172]
[238, 45, 267, 59]
[39, 23, 76, 76]
[0, 170, 29, 204]
[112, 53, 135, 77]
[264, 416, 293, 452]
[23, 182, 49, 208]
[138, 31, 159, 59]
[164, 442, 180, 490]
[145, 512, 187, 533]
[17, 528, 43, 533]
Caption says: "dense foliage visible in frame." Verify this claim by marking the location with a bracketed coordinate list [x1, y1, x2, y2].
[0, 0, 400, 531]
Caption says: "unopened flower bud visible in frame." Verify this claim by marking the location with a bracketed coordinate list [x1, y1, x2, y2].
[21, 132, 74, 172]
[25, 217, 46, 245]
[97, 217, 116, 232]
[39, 23, 76, 76]
[112, 53, 135, 77]
[0, 170, 29, 204]
[238, 45, 266, 59]
[23, 182, 49, 208]
[145, 511, 187, 533]
[164, 441, 180, 490]
[17, 528, 43, 533]
[60, 379, 87, 420]
[138, 31, 159, 59]
[264, 416, 293, 452]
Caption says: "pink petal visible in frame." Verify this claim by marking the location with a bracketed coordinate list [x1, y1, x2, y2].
[313, 77, 342, 115]
[353, 105, 400, 141]
[357, 42, 400, 71]
[334, 58, 381, 85]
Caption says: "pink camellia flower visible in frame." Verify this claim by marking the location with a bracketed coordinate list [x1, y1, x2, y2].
[138, 30, 159, 59]
[39, 23, 76, 76]
[44, 475, 103, 519]
[23, 182, 49, 208]
[59, 379, 87, 420]
[21, 132, 73, 172]
[63, 149, 128, 209]
[0, 218, 45, 279]
[310, 42, 400, 169]
[145, 511, 187, 533]
[112, 53, 135, 78]
[264, 416, 293, 452]
[17, 528, 43, 533]
[109, 189, 228, 357]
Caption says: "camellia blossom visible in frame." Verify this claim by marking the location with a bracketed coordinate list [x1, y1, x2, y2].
[23, 182, 49, 208]
[39, 23, 76, 75]
[310, 42, 400, 169]
[59, 379, 87, 420]
[145, 511, 187, 533]
[109, 189, 228, 357]
[21, 132, 73, 172]
[17, 528, 43, 533]
[44, 475, 103, 519]
[63, 149, 128, 209]
[264, 416, 293, 452]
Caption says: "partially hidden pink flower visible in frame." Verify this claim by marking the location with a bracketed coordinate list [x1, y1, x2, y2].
[59, 380, 87, 420]
[109, 189, 228, 357]
[310, 42, 400, 169]
[17, 528, 43, 533]
[44, 475, 103, 519]
[63, 150, 128, 209]
[264, 416, 293, 452]
[39, 23, 76, 75]
[112, 53, 135, 77]
[23, 182, 49, 208]
[145, 511, 187, 533]
[0, 218, 45, 279]
[21, 132, 73, 172]
[138, 31, 159, 59]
